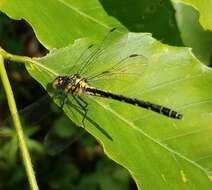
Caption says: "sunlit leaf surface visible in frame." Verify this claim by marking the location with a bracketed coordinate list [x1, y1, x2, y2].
[172, 0, 212, 30]
[25, 31, 212, 189]
[173, 2, 212, 65]
[0, 0, 123, 49]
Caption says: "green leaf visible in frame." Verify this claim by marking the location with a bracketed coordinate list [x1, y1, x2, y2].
[0, 0, 184, 47]
[172, 0, 212, 30]
[0, 0, 124, 49]
[173, 3, 212, 65]
[100, 0, 183, 46]
[25, 31, 212, 189]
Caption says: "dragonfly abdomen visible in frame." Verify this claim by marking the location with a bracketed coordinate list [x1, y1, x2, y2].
[85, 87, 182, 120]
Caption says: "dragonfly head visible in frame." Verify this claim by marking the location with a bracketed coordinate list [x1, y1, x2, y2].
[52, 76, 71, 90]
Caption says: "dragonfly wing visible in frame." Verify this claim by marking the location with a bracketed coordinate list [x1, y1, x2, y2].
[44, 94, 88, 155]
[1, 94, 50, 129]
[1, 94, 86, 155]
[44, 125, 85, 156]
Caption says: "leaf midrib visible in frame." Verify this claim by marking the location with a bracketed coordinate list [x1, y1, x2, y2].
[32, 59, 210, 177]
[57, 0, 111, 29]
[92, 97, 210, 177]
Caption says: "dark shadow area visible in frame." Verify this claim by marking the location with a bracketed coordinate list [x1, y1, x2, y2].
[0, 12, 48, 122]
[100, 0, 183, 46]
[47, 82, 113, 141]
[66, 99, 113, 141]
[0, 12, 48, 57]
[210, 55, 212, 68]
[0, 12, 136, 190]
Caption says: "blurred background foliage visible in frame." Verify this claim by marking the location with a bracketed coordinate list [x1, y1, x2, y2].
[0, 12, 135, 190]
[0, 0, 212, 189]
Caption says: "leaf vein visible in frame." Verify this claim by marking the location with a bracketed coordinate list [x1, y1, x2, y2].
[57, 0, 110, 29]
[93, 98, 210, 177]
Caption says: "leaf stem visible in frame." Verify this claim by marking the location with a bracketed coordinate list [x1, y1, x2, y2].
[0, 47, 33, 64]
[0, 47, 57, 77]
[0, 55, 39, 190]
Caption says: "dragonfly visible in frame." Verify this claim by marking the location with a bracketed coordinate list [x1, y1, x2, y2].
[51, 28, 182, 123]
[1, 28, 183, 155]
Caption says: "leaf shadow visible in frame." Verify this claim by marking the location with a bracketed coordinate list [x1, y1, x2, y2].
[66, 100, 113, 142]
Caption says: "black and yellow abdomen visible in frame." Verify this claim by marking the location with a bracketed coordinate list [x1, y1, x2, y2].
[85, 87, 182, 119]
[52, 75, 183, 120]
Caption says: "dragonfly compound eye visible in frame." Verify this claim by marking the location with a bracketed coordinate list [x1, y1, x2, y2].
[52, 78, 59, 89]
[52, 76, 65, 90]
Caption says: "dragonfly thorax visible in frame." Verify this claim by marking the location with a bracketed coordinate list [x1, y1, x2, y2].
[52, 74, 90, 95]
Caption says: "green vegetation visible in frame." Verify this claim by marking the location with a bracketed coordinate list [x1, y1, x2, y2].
[0, 0, 212, 189]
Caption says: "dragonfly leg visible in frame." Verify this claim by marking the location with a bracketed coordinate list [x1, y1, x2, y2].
[73, 96, 88, 128]
[52, 90, 68, 109]
[77, 96, 88, 107]
[60, 93, 68, 109]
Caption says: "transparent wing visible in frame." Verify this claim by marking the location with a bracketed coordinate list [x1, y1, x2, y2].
[44, 119, 85, 156]
[86, 53, 148, 83]
[0, 94, 51, 154]
[76, 28, 117, 76]
[62, 28, 148, 89]
[44, 93, 111, 155]
[44, 94, 87, 155]
[65, 29, 148, 88]
[1, 95, 50, 129]
[0, 94, 86, 155]
[66, 28, 117, 76]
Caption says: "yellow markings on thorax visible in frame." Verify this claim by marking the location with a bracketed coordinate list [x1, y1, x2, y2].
[70, 78, 95, 96]
[78, 79, 89, 88]
[64, 83, 73, 92]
